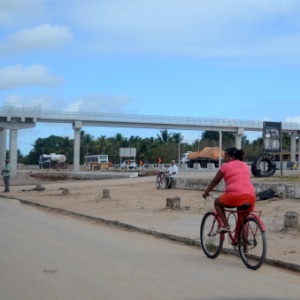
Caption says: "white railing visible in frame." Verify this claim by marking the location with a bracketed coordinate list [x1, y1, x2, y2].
[0, 104, 41, 117]
[1, 103, 300, 131]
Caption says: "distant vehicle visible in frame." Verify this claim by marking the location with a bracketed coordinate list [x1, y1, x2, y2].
[120, 160, 137, 169]
[83, 154, 108, 164]
[39, 153, 67, 169]
[180, 147, 224, 168]
[84, 155, 109, 168]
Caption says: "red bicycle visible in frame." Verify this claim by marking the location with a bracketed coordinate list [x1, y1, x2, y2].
[200, 195, 267, 270]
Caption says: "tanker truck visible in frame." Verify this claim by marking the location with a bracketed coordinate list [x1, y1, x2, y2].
[180, 147, 224, 168]
[38, 153, 68, 169]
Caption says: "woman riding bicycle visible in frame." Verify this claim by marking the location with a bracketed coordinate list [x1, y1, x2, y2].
[202, 147, 256, 234]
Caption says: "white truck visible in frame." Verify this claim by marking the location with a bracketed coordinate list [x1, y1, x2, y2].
[180, 147, 224, 168]
[38, 153, 67, 169]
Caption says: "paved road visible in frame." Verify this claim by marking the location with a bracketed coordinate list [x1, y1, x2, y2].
[1, 198, 299, 300]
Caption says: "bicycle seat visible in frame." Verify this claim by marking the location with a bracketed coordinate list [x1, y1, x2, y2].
[237, 203, 252, 210]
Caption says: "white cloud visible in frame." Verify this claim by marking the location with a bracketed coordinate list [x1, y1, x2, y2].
[65, 0, 300, 60]
[2, 93, 134, 114]
[2, 1, 300, 59]
[64, 94, 134, 113]
[0, 65, 64, 90]
[70, 0, 300, 32]
[0, 24, 72, 54]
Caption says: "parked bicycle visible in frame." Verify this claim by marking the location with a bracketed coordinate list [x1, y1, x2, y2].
[156, 170, 170, 189]
[200, 195, 267, 270]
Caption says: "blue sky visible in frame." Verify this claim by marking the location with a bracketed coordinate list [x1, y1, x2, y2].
[1, 0, 300, 155]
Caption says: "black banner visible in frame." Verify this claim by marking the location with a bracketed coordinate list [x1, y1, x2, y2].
[263, 121, 281, 152]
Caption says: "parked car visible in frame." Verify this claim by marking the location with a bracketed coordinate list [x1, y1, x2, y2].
[120, 160, 137, 169]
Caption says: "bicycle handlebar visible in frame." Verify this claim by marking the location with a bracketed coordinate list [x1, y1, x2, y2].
[202, 194, 218, 206]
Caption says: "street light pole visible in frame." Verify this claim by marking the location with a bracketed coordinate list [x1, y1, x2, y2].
[176, 139, 180, 165]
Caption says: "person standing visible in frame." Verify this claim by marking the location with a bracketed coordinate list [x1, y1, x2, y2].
[167, 160, 178, 188]
[2, 159, 11, 193]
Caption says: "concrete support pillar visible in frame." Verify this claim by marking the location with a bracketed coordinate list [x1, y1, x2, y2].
[9, 129, 18, 176]
[73, 121, 82, 172]
[290, 132, 296, 162]
[0, 129, 7, 172]
[235, 128, 244, 149]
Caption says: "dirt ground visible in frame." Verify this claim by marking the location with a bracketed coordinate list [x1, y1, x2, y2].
[1, 171, 300, 269]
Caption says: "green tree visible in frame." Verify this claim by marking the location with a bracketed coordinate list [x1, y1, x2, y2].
[128, 135, 142, 149]
[17, 149, 24, 163]
[58, 136, 73, 164]
[113, 133, 127, 146]
[281, 132, 291, 150]
[150, 143, 179, 164]
[170, 132, 184, 144]
[29, 135, 67, 164]
[94, 135, 109, 154]
[156, 129, 171, 144]
[81, 131, 95, 154]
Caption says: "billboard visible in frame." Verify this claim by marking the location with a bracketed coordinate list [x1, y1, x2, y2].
[119, 148, 136, 157]
[263, 122, 281, 152]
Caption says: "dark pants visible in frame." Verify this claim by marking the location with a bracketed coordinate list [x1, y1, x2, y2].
[3, 176, 10, 192]
[168, 177, 173, 189]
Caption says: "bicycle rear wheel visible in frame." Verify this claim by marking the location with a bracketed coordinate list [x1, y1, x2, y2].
[200, 212, 223, 259]
[238, 217, 267, 270]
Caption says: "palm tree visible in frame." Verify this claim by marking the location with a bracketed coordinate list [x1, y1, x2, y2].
[170, 132, 184, 144]
[128, 135, 141, 149]
[156, 129, 171, 144]
[95, 135, 108, 153]
[112, 133, 129, 147]
[80, 130, 95, 158]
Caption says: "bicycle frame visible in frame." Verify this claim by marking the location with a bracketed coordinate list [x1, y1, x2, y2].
[212, 208, 266, 243]
[200, 198, 268, 270]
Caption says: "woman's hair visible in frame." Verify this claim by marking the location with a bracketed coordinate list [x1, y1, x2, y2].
[225, 147, 245, 161]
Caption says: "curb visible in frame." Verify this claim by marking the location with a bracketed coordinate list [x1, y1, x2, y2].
[5, 195, 300, 273]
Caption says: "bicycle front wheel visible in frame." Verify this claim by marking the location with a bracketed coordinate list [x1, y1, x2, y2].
[238, 217, 267, 270]
[161, 177, 169, 189]
[200, 212, 223, 259]
[156, 174, 161, 189]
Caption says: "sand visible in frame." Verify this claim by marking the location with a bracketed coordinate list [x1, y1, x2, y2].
[1, 171, 300, 270]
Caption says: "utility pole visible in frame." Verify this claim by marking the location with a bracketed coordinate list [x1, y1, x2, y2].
[40, 147, 45, 169]
[176, 139, 180, 165]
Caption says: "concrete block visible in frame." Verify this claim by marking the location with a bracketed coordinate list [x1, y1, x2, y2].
[284, 211, 298, 228]
[193, 163, 201, 169]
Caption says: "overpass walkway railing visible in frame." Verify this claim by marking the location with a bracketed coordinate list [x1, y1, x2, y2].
[1, 103, 300, 131]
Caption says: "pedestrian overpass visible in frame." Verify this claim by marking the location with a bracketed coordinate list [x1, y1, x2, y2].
[1, 104, 300, 175]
